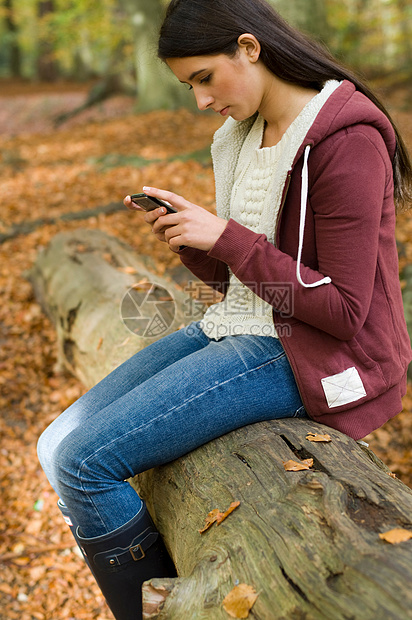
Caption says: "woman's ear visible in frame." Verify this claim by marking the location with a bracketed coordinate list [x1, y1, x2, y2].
[237, 33, 261, 62]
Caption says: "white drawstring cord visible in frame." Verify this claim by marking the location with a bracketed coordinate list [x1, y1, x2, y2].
[296, 145, 332, 288]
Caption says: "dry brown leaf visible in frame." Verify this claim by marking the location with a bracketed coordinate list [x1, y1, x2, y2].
[222, 584, 258, 618]
[216, 501, 241, 525]
[379, 528, 412, 544]
[117, 266, 137, 274]
[199, 501, 240, 533]
[25, 516, 43, 536]
[158, 296, 174, 302]
[306, 432, 332, 443]
[198, 508, 221, 533]
[131, 278, 150, 290]
[283, 458, 314, 471]
[115, 337, 131, 348]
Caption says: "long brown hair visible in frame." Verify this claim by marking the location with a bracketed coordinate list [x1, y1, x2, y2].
[159, 0, 412, 210]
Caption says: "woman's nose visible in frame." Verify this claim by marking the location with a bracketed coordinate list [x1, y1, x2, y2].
[195, 92, 214, 111]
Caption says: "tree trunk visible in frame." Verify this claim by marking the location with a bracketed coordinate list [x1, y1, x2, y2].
[119, 0, 196, 112]
[136, 420, 412, 620]
[397, 0, 412, 69]
[37, 0, 58, 81]
[271, 0, 330, 43]
[29, 230, 412, 620]
[4, 0, 22, 77]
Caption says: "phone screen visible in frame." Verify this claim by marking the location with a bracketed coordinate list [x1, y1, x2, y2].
[130, 193, 177, 214]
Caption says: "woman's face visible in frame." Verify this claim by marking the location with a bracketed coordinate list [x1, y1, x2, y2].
[167, 45, 268, 121]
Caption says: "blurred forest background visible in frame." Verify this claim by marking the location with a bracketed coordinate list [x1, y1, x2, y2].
[1, 0, 412, 106]
[1, 1, 412, 619]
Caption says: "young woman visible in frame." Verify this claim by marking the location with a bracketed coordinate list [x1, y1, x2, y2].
[37, 0, 412, 618]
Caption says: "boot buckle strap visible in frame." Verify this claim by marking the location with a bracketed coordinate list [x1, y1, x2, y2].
[94, 529, 159, 570]
[130, 543, 145, 561]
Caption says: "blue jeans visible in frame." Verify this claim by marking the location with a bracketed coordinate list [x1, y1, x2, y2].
[37, 322, 305, 538]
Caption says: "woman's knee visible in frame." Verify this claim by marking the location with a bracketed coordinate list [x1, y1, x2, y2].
[53, 428, 115, 496]
[37, 413, 81, 491]
[38, 430, 91, 500]
[37, 420, 58, 468]
[37, 422, 61, 491]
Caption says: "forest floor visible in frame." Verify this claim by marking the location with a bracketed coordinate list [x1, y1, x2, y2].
[0, 79, 411, 619]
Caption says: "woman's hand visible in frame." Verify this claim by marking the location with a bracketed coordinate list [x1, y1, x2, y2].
[123, 194, 171, 244]
[124, 188, 227, 252]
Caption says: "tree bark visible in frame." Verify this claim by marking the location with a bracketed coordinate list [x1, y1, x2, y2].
[29, 229, 412, 620]
[271, 0, 330, 43]
[4, 0, 22, 77]
[37, 0, 58, 81]
[136, 420, 412, 620]
[27, 228, 202, 386]
[119, 0, 196, 112]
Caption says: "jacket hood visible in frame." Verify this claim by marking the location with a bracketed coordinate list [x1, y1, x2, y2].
[295, 80, 397, 166]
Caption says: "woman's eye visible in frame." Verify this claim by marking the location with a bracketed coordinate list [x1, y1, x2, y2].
[184, 74, 211, 91]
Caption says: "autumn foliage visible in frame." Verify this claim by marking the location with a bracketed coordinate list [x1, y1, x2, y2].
[0, 83, 411, 619]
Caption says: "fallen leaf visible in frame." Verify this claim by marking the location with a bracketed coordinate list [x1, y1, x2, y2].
[222, 584, 258, 618]
[0, 582, 13, 595]
[131, 278, 150, 290]
[25, 516, 43, 536]
[118, 266, 137, 274]
[216, 501, 241, 525]
[306, 432, 332, 442]
[379, 528, 412, 544]
[96, 337, 103, 350]
[199, 501, 240, 533]
[116, 337, 131, 348]
[198, 509, 220, 534]
[33, 499, 44, 512]
[29, 565, 47, 581]
[11, 542, 25, 555]
[283, 458, 314, 471]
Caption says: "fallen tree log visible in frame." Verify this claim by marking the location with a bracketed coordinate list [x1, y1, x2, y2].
[29, 229, 412, 620]
[27, 228, 203, 386]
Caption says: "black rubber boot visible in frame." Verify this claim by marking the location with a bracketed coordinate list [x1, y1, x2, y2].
[57, 498, 92, 569]
[75, 504, 177, 620]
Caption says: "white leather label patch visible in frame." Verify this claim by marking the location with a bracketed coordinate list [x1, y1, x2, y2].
[63, 515, 73, 526]
[321, 367, 366, 408]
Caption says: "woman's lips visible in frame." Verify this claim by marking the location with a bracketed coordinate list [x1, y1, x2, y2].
[219, 106, 230, 116]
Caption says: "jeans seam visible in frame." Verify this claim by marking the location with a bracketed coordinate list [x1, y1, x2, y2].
[76, 351, 288, 482]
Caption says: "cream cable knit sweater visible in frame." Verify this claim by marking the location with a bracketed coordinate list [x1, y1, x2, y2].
[201, 81, 341, 340]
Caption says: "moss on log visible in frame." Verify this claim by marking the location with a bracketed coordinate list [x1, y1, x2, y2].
[29, 229, 412, 620]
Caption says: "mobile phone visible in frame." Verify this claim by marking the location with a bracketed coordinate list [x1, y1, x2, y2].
[130, 193, 177, 214]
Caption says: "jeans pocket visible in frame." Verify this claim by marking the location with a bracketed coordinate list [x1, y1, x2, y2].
[293, 405, 308, 418]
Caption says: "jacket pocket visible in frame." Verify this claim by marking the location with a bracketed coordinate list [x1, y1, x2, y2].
[280, 321, 388, 417]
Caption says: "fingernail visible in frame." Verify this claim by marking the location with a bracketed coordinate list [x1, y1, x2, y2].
[143, 186, 150, 192]
[159, 208, 165, 214]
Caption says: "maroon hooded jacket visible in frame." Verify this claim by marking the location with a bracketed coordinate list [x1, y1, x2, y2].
[178, 80, 411, 440]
